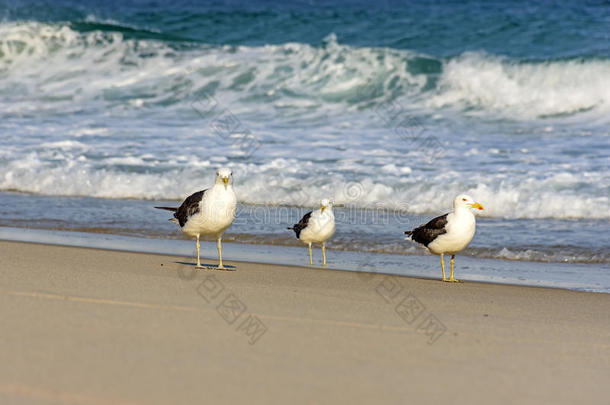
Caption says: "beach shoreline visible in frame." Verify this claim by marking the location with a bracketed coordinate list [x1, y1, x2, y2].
[2, 225, 609, 294]
[1, 240, 609, 404]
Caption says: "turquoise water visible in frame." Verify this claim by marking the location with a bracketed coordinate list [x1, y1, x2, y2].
[0, 1, 608, 289]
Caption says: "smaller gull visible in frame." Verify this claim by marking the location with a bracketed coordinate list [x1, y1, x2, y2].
[288, 199, 336, 266]
[155, 168, 236, 270]
[404, 194, 484, 282]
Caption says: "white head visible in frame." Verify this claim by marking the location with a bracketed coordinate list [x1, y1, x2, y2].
[454, 194, 484, 211]
[320, 198, 333, 213]
[215, 168, 233, 187]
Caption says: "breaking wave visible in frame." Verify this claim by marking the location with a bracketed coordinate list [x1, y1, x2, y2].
[1, 22, 609, 220]
[1, 22, 609, 120]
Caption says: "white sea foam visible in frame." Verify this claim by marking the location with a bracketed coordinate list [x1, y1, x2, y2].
[428, 52, 610, 119]
[1, 22, 609, 220]
[2, 22, 610, 121]
[1, 151, 608, 220]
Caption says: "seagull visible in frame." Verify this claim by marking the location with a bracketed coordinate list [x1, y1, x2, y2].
[155, 168, 236, 270]
[288, 199, 336, 266]
[404, 194, 483, 282]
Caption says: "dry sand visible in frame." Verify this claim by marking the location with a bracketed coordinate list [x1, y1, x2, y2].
[0, 240, 609, 404]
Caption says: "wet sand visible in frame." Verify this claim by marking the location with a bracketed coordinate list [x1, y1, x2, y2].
[0, 241, 608, 404]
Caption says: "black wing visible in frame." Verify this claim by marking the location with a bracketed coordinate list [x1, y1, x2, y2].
[288, 211, 312, 239]
[154, 206, 177, 212]
[405, 213, 448, 247]
[174, 189, 207, 227]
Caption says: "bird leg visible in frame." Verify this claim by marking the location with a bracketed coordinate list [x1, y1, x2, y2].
[440, 253, 447, 281]
[448, 255, 460, 282]
[195, 235, 203, 268]
[217, 236, 225, 270]
[308, 242, 313, 266]
[322, 243, 327, 266]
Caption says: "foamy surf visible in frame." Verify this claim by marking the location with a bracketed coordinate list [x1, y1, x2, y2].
[1, 23, 608, 220]
[1, 153, 608, 220]
[0, 15, 609, 274]
[428, 52, 610, 119]
[2, 22, 610, 121]
[1, 0, 610, 302]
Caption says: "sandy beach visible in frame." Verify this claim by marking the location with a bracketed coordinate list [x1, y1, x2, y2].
[0, 240, 608, 404]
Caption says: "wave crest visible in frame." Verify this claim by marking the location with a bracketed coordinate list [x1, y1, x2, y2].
[429, 52, 610, 119]
[2, 22, 609, 120]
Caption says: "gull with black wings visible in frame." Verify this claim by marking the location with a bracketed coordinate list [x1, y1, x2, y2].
[155, 168, 236, 270]
[405, 194, 484, 282]
[288, 199, 336, 266]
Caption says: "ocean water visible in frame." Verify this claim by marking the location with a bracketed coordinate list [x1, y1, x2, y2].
[0, 1, 609, 290]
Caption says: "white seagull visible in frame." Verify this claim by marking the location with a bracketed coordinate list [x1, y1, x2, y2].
[288, 199, 336, 266]
[155, 168, 237, 270]
[404, 194, 484, 282]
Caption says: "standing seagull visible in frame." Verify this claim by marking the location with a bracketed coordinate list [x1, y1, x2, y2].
[288, 199, 336, 266]
[404, 194, 484, 282]
[155, 168, 236, 270]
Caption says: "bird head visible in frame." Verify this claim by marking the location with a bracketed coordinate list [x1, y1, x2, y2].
[454, 194, 484, 211]
[320, 198, 332, 213]
[216, 168, 233, 188]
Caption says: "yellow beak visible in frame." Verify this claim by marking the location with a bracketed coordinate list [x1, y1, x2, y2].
[470, 202, 484, 210]
[223, 177, 228, 184]
[321, 206, 326, 212]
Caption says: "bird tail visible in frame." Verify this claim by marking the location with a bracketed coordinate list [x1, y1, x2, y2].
[286, 227, 294, 230]
[154, 206, 178, 212]
[404, 230, 413, 241]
